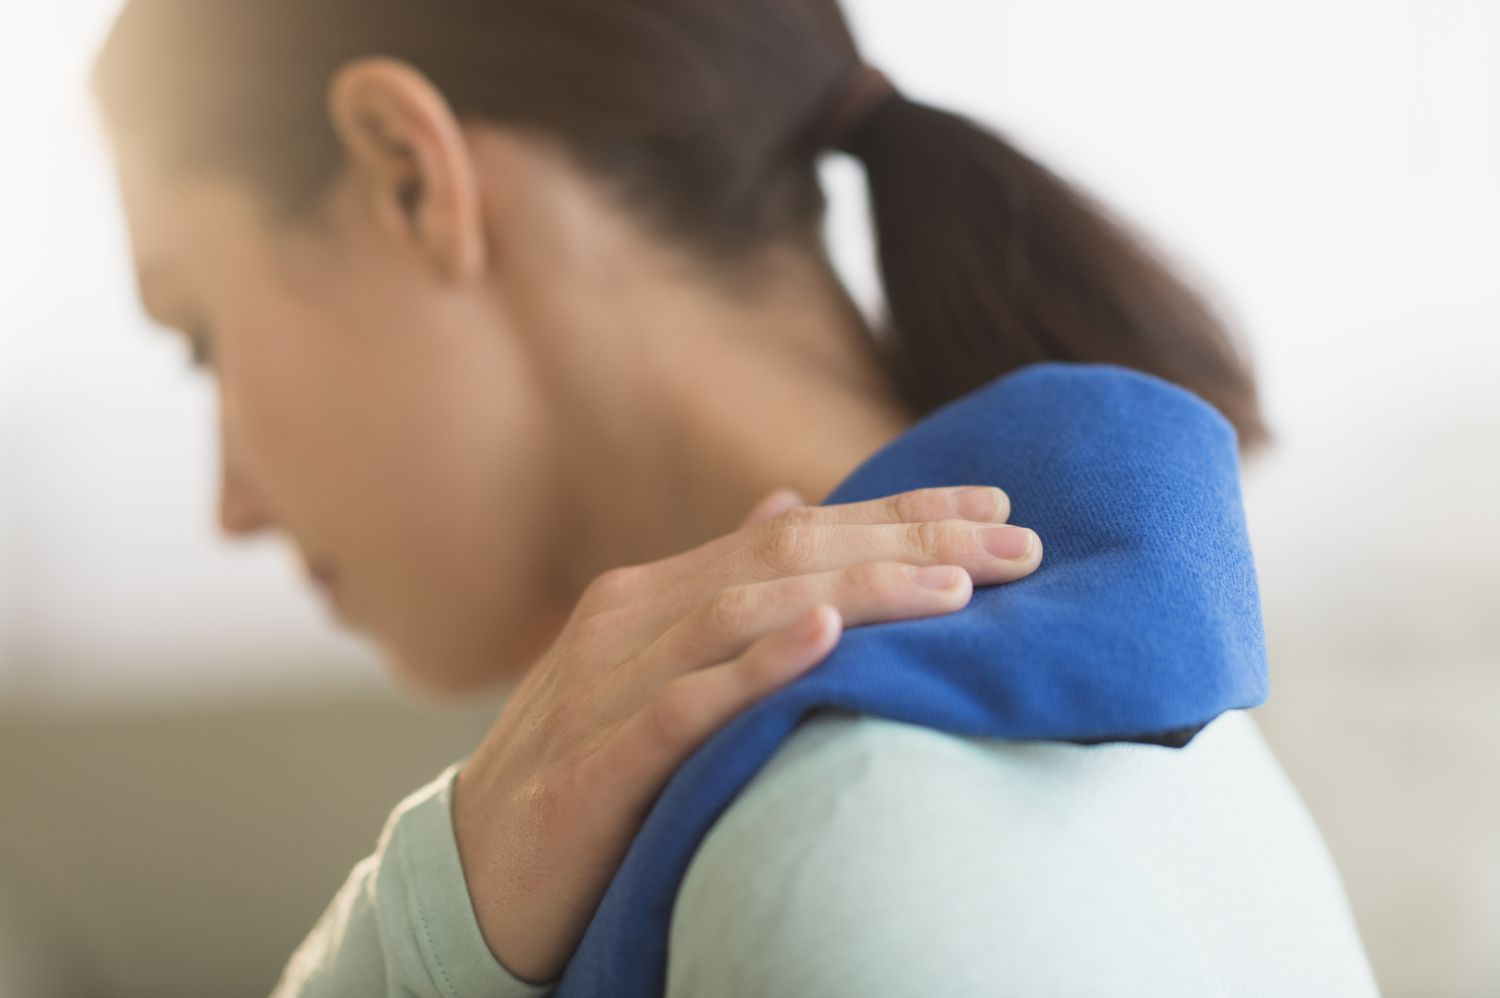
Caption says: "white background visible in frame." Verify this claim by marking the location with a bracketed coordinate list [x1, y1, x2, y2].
[1, 2, 1496, 994]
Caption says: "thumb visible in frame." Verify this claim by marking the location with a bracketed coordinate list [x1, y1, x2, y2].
[738, 487, 806, 530]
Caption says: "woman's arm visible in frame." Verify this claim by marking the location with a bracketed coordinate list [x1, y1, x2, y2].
[270, 763, 556, 998]
[271, 485, 1039, 994]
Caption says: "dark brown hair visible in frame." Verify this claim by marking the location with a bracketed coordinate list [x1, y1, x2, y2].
[93, 0, 1272, 456]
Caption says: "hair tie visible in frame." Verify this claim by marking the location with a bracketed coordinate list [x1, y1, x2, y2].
[816, 64, 901, 153]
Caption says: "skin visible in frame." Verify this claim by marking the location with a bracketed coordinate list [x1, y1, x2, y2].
[114, 57, 921, 700]
[108, 56, 1044, 982]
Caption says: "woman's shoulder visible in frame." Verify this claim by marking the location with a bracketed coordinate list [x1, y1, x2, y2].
[665, 709, 1379, 997]
[675, 707, 1303, 861]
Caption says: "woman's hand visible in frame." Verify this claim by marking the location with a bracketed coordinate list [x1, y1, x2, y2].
[450, 485, 1043, 984]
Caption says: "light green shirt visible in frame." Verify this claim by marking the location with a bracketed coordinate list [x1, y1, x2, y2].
[272, 710, 1379, 997]
[270, 760, 554, 998]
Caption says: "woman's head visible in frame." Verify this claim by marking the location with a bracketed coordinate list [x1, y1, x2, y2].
[92, 0, 1272, 698]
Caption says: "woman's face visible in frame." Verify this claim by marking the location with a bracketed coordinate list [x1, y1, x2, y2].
[112, 144, 575, 698]
[104, 63, 909, 701]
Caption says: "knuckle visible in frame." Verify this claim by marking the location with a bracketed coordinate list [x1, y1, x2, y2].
[881, 560, 923, 599]
[912, 519, 948, 562]
[769, 503, 820, 529]
[884, 561, 926, 601]
[705, 584, 757, 635]
[581, 563, 645, 610]
[845, 559, 896, 598]
[759, 523, 817, 574]
[891, 489, 921, 523]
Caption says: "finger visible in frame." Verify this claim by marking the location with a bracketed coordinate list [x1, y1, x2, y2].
[738, 487, 806, 531]
[625, 559, 974, 685]
[575, 486, 1024, 653]
[812, 485, 1011, 526]
[645, 485, 1015, 597]
[583, 604, 842, 825]
[713, 518, 1040, 600]
[776, 485, 1012, 528]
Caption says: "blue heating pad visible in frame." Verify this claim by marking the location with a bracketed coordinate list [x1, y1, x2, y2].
[552, 360, 1270, 996]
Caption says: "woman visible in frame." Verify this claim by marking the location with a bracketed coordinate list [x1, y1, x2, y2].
[90, 1, 1378, 995]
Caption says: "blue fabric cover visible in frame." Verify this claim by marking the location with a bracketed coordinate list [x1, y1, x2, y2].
[552, 361, 1270, 995]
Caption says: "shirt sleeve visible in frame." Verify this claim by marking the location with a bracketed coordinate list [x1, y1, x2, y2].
[270, 761, 560, 998]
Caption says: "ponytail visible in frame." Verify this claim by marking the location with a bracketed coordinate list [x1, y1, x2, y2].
[845, 95, 1272, 458]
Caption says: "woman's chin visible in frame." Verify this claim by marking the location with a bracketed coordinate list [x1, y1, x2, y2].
[358, 591, 571, 702]
[371, 628, 519, 704]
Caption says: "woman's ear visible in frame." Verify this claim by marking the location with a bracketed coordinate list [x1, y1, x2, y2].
[325, 56, 486, 282]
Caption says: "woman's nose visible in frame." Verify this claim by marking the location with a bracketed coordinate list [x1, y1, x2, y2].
[215, 390, 275, 538]
[219, 458, 274, 538]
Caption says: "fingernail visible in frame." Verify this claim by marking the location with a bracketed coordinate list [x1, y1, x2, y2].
[954, 487, 1002, 521]
[910, 564, 963, 589]
[979, 525, 1034, 560]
